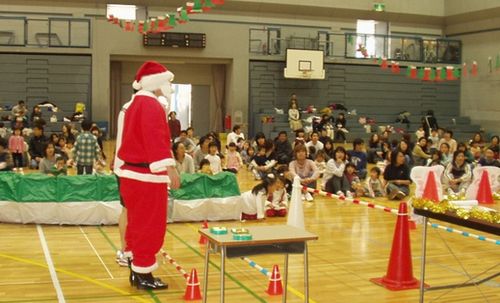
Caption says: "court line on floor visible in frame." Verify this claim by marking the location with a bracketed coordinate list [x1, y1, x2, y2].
[0, 252, 150, 303]
[186, 222, 319, 303]
[97, 226, 161, 303]
[167, 227, 267, 303]
[79, 226, 114, 279]
[36, 224, 66, 303]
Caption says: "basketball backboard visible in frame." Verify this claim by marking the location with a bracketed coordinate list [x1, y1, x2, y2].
[284, 49, 325, 80]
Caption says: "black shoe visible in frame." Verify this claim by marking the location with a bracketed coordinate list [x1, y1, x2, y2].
[130, 271, 168, 290]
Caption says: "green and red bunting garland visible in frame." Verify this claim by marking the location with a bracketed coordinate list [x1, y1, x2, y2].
[376, 57, 483, 81]
[107, 0, 224, 34]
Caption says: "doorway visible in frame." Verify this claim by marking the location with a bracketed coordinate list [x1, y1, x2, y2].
[170, 84, 192, 130]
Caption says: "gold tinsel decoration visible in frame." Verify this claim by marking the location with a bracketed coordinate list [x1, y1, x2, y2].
[412, 198, 500, 225]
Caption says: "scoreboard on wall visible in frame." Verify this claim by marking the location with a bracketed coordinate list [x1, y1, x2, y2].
[143, 32, 206, 48]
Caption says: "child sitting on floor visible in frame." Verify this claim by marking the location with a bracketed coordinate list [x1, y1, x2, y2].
[225, 142, 243, 173]
[50, 156, 68, 176]
[363, 167, 385, 198]
[250, 146, 277, 180]
[344, 163, 363, 198]
[199, 159, 213, 175]
[265, 175, 288, 217]
[314, 150, 327, 176]
[241, 173, 282, 220]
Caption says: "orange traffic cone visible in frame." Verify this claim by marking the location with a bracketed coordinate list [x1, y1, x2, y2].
[370, 202, 426, 291]
[266, 265, 283, 295]
[422, 171, 440, 202]
[477, 170, 494, 204]
[184, 268, 202, 300]
[198, 220, 208, 245]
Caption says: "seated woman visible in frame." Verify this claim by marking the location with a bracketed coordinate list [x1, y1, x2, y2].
[367, 133, 383, 163]
[442, 150, 472, 197]
[289, 144, 320, 202]
[173, 142, 195, 174]
[412, 137, 431, 166]
[39, 143, 58, 174]
[383, 150, 412, 200]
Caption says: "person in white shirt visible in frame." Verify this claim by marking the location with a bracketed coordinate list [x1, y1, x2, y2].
[305, 131, 324, 159]
[438, 130, 458, 154]
[226, 125, 245, 146]
[205, 142, 222, 174]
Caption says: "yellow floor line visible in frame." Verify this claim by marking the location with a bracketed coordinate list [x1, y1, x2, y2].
[182, 223, 318, 303]
[0, 252, 150, 303]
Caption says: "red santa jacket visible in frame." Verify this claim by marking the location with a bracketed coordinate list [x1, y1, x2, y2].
[116, 90, 175, 183]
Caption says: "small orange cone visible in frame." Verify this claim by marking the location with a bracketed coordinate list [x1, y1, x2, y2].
[184, 268, 202, 300]
[423, 171, 440, 202]
[266, 265, 283, 295]
[370, 202, 426, 290]
[198, 220, 208, 245]
[477, 170, 494, 204]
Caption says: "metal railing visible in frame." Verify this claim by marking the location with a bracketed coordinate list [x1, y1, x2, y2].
[0, 16, 91, 48]
[249, 28, 461, 64]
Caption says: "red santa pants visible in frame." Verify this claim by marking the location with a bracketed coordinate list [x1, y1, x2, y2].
[120, 177, 168, 273]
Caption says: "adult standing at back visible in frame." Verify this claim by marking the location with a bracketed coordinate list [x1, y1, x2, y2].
[422, 110, 439, 139]
[168, 111, 181, 141]
[227, 125, 245, 146]
[116, 61, 180, 290]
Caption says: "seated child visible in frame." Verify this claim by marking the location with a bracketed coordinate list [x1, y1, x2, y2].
[363, 167, 385, 198]
[265, 175, 288, 217]
[427, 150, 443, 167]
[314, 150, 327, 176]
[199, 159, 213, 175]
[205, 142, 222, 174]
[50, 156, 68, 176]
[225, 142, 243, 173]
[250, 146, 277, 180]
[344, 163, 363, 198]
[241, 173, 282, 220]
[241, 145, 254, 166]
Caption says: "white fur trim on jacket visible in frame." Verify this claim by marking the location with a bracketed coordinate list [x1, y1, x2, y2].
[150, 158, 176, 173]
[116, 169, 171, 184]
[138, 71, 174, 92]
[132, 261, 158, 274]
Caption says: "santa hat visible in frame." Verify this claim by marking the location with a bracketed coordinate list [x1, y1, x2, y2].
[132, 61, 174, 91]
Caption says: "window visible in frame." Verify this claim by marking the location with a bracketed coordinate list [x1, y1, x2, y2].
[356, 20, 375, 58]
[107, 4, 137, 20]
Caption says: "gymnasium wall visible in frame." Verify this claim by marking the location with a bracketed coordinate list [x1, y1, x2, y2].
[446, 15, 500, 134]
[249, 61, 461, 137]
[0, 53, 91, 114]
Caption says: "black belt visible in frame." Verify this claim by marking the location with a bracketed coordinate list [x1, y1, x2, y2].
[124, 162, 150, 168]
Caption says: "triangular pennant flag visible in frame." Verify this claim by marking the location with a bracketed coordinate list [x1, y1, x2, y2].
[496, 54, 500, 70]
[143, 20, 150, 33]
[149, 18, 157, 33]
[429, 67, 436, 80]
[410, 66, 418, 79]
[202, 0, 214, 11]
[422, 67, 431, 81]
[453, 67, 461, 79]
[405, 66, 411, 76]
[446, 66, 455, 80]
[107, 14, 114, 22]
[138, 21, 145, 34]
[439, 68, 446, 80]
[211, 0, 225, 4]
[168, 14, 177, 27]
[462, 63, 468, 77]
[119, 20, 124, 28]
[417, 67, 424, 79]
[380, 57, 388, 69]
[471, 61, 478, 76]
[178, 7, 190, 23]
[125, 21, 134, 32]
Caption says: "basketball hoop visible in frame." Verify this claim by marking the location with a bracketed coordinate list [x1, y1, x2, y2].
[300, 69, 313, 78]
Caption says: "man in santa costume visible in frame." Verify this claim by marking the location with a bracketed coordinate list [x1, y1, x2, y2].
[116, 61, 180, 290]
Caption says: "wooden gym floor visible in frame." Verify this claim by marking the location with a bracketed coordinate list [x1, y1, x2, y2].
[0, 141, 499, 303]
